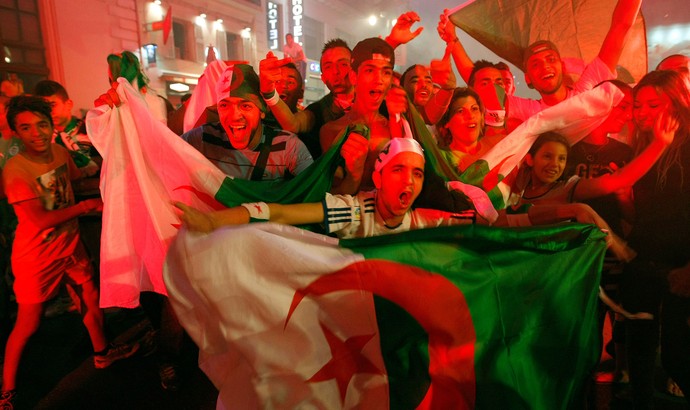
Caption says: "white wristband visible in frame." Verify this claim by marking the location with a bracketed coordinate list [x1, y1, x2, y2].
[241, 202, 270, 222]
[262, 90, 280, 107]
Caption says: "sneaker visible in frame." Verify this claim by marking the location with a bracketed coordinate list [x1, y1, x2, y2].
[667, 377, 685, 398]
[0, 390, 16, 410]
[94, 342, 140, 369]
[159, 363, 181, 391]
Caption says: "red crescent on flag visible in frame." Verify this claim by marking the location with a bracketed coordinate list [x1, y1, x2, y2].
[286, 260, 476, 409]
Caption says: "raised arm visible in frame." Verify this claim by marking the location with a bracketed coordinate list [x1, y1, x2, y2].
[437, 10, 473, 84]
[174, 201, 324, 233]
[424, 44, 457, 125]
[574, 110, 677, 201]
[259, 51, 315, 133]
[384, 11, 424, 49]
[598, 0, 642, 72]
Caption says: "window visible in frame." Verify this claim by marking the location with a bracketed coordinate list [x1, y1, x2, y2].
[301, 15, 323, 62]
[225, 32, 242, 61]
[0, 0, 48, 92]
[173, 20, 195, 61]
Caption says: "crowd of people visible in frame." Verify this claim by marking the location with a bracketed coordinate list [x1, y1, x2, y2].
[1, 0, 689, 408]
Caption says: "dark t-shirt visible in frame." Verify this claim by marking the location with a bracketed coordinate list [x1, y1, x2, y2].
[627, 139, 690, 266]
[302, 93, 347, 159]
[565, 138, 633, 236]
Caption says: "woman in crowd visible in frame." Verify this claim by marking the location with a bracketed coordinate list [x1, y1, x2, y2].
[508, 111, 675, 213]
[436, 87, 501, 173]
[620, 69, 690, 408]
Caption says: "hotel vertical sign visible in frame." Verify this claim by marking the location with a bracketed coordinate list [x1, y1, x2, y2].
[290, 0, 303, 43]
[266, 2, 280, 50]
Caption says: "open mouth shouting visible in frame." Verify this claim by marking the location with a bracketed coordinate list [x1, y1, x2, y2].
[398, 189, 414, 208]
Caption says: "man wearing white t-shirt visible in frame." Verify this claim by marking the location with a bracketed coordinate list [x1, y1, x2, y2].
[283, 33, 307, 84]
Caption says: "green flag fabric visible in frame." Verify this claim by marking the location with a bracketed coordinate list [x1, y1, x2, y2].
[165, 222, 606, 409]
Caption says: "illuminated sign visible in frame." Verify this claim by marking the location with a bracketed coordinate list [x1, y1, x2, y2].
[309, 62, 320, 73]
[290, 0, 303, 43]
[267, 2, 280, 50]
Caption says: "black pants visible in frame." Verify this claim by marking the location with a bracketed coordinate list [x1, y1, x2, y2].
[620, 258, 667, 410]
[661, 292, 690, 406]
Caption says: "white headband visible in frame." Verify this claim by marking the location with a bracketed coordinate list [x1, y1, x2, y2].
[374, 138, 425, 173]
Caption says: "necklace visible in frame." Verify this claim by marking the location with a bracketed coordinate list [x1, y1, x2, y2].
[578, 139, 609, 163]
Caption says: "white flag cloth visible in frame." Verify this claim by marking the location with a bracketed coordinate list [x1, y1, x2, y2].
[86, 78, 226, 308]
[183, 59, 228, 133]
[164, 224, 390, 409]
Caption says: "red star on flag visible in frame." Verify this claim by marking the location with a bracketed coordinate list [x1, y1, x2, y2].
[307, 322, 383, 403]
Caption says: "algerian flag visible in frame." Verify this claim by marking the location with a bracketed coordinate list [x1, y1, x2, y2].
[447, 0, 647, 81]
[412, 82, 623, 210]
[86, 79, 346, 308]
[165, 222, 605, 409]
[182, 59, 227, 133]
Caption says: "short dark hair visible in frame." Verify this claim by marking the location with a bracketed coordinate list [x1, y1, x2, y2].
[468, 60, 499, 87]
[284, 62, 304, 89]
[495, 61, 511, 72]
[400, 64, 425, 88]
[33, 80, 70, 101]
[529, 131, 570, 157]
[321, 38, 351, 56]
[6, 95, 54, 132]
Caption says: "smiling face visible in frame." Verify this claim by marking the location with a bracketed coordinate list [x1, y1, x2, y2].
[403, 65, 433, 107]
[320, 46, 353, 94]
[373, 151, 425, 225]
[14, 111, 53, 157]
[351, 59, 394, 111]
[276, 66, 303, 111]
[633, 85, 670, 133]
[527, 141, 568, 185]
[524, 50, 564, 95]
[445, 95, 483, 150]
[217, 96, 264, 150]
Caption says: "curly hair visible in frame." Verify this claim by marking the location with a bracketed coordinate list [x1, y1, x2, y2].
[6, 95, 53, 132]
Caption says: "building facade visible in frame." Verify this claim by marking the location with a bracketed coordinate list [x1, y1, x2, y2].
[1, 0, 395, 114]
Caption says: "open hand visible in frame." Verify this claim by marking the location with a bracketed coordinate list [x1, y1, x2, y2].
[386, 11, 423, 48]
[174, 201, 216, 233]
[653, 109, 679, 147]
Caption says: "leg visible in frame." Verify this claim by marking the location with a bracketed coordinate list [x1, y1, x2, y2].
[73, 278, 107, 352]
[2, 302, 43, 391]
[661, 292, 690, 405]
[620, 259, 666, 410]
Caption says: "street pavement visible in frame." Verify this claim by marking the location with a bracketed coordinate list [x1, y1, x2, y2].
[1, 305, 689, 409]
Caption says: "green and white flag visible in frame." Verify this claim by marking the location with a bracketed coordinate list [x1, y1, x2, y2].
[447, 0, 647, 81]
[412, 82, 623, 209]
[87, 78, 347, 307]
[165, 222, 606, 409]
